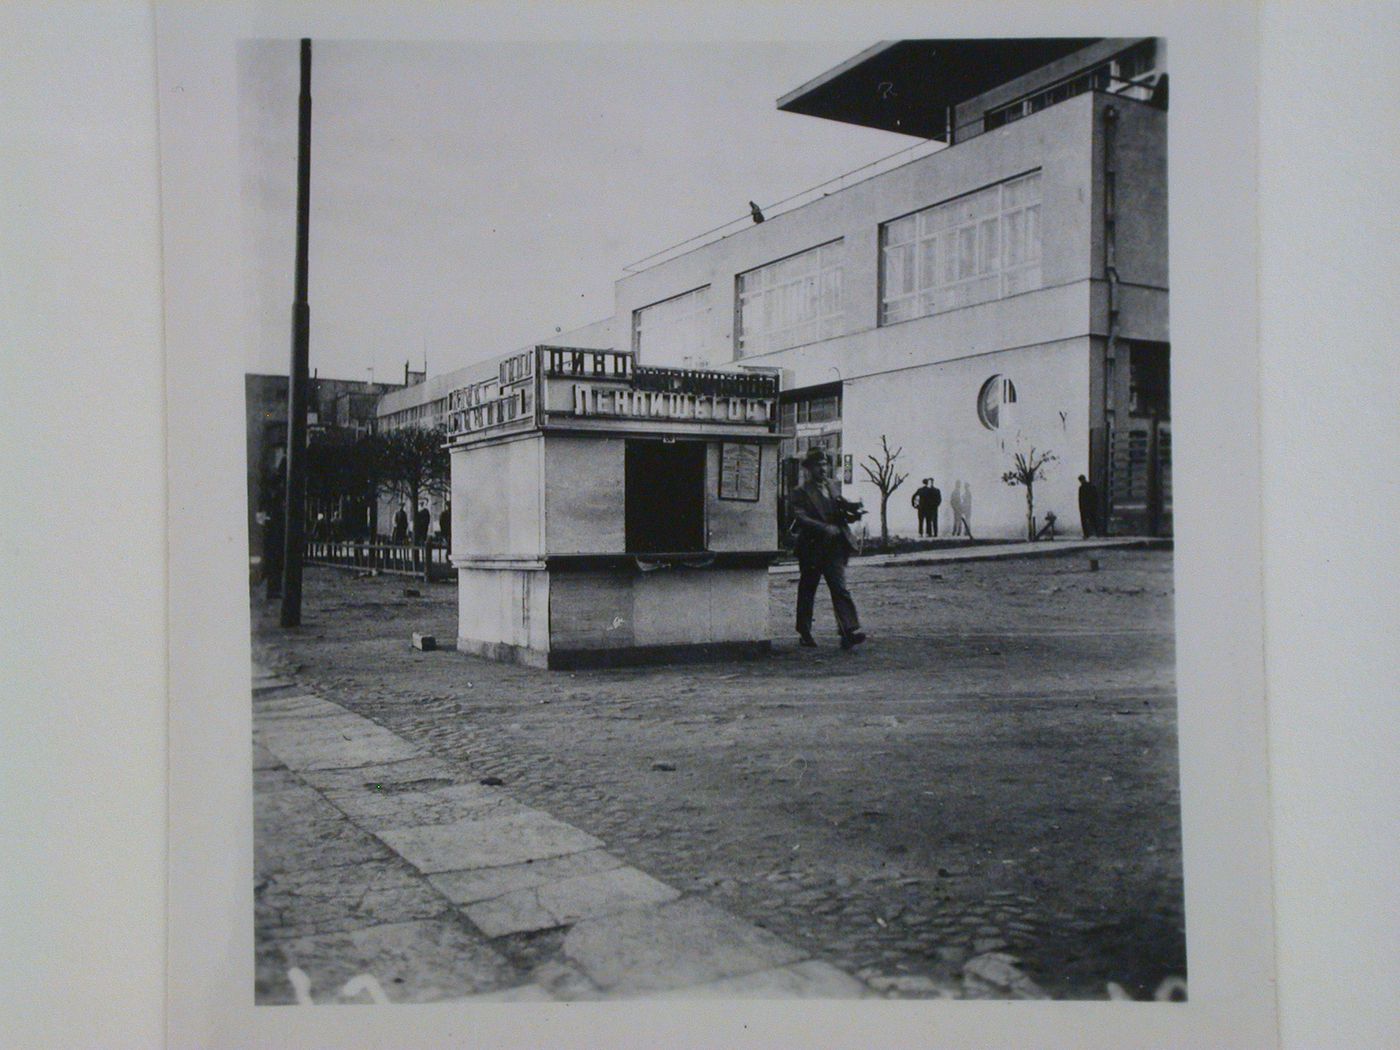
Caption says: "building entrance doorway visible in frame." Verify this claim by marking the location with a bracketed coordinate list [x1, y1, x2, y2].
[1106, 342, 1172, 536]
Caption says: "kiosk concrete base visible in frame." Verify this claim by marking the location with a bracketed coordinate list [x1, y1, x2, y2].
[458, 636, 773, 671]
[457, 558, 774, 670]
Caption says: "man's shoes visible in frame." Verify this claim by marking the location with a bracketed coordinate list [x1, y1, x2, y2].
[798, 632, 817, 648]
[840, 630, 867, 650]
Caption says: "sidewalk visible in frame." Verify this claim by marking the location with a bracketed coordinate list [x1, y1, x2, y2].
[769, 536, 1171, 575]
[252, 664, 872, 1004]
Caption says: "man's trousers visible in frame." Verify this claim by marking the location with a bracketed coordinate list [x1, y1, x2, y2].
[796, 556, 861, 639]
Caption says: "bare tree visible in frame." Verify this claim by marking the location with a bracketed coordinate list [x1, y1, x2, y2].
[859, 435, 909, 547]
[1001, 446, 1058, 540]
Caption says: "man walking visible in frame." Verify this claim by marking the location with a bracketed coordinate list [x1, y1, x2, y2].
[1077, 475, 1101, 538]
[790, 448, 866, 650]
[912, 477, 942, 537]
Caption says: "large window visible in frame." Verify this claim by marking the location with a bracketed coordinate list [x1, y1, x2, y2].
[880, 171, 1042, 325]
[632, 286, 712, 366]
[735, 241, 844, 358]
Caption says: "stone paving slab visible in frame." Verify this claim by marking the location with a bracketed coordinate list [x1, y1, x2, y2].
[379, 810, 604, 874]
[252, 710, 351, 746]
[648, 959, 871, 1000]
[323, 781, 528, 830]
[255, 784, 393, 876]
[255, 709, 396, 743]
[298, 755, 472, 796]
[562, 897, 807, 995]
[256, 857, 451, 940]
[271, 918, 517, 1004]
[257, 714, 421, 771]
[254, 766, 307, 794]
[428, 848, 625, 906]
[463, 866, 681, 937]
[254, 693, 350, 721]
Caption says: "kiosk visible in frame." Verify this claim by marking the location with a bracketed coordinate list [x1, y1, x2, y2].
[446, 347, 782, 668]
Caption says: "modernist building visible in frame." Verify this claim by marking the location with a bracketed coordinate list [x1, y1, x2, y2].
[616, 38, 1169, 539]
[377, 38, 1169, 541]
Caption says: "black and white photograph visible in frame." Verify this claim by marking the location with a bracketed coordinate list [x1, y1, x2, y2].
[236, 32, 1186, 1005]
[154, 3, 1275, 1047]
[13, 2, 1398, 1049]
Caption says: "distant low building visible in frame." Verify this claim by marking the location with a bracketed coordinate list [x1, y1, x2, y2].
[372, 324, 614, 536]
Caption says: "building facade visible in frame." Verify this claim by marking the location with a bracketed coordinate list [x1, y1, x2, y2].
[617, 38, 1169, 539]
[372, 38, 1169, 542]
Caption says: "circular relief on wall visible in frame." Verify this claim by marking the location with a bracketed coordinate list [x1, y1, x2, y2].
[977, 374, 1017, 430]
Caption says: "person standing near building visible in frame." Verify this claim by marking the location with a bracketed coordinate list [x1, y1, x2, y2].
[949, 482, 965, 536]
[392, 504, 409, 545]
[790, 448, 866, 650]
[439, 500, 451, 550]
[1077, 475, 1101, 538]
[413, 503, 431, 547]
[912, 477, 942, 537]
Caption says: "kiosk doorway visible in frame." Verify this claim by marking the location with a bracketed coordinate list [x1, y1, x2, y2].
[625, 439, 706, 553]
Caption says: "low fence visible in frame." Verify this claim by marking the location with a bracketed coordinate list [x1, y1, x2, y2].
[305, 540, 453, 582]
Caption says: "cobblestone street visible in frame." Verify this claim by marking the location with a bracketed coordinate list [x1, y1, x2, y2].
[253, 548, 1184, 1001]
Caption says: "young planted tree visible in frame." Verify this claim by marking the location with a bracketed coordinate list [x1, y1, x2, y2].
[859, 435, 909, 548]
[1001, 446, 1058, 540]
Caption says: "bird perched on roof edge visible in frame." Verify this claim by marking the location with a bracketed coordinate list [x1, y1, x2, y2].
[749, 200, 765, 224]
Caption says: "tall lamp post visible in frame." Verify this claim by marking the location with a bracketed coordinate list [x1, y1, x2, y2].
[280, 38, 313, 627]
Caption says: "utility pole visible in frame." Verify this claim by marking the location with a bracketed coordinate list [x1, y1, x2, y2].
[280, 38, 313, 627]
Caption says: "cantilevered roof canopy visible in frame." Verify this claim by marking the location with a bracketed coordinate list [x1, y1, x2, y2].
[777, 39, 1100, 140]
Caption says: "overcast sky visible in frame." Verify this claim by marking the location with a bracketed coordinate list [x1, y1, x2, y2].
[238, 40, 917, 382]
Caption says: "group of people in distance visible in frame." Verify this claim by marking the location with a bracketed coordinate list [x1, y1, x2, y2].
[391, 501, 451, 547]
[787, 449, 1106, 651]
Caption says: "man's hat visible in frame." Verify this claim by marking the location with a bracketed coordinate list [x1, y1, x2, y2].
[801, 448, 827, 465]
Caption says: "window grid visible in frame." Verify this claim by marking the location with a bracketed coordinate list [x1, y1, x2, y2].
[780, 394, 840, 432]
[881, 172, 1042, 325]
[982, 41, 1158, 132]
[735, 241, 844, 358]
[632, 286, 712, 366]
